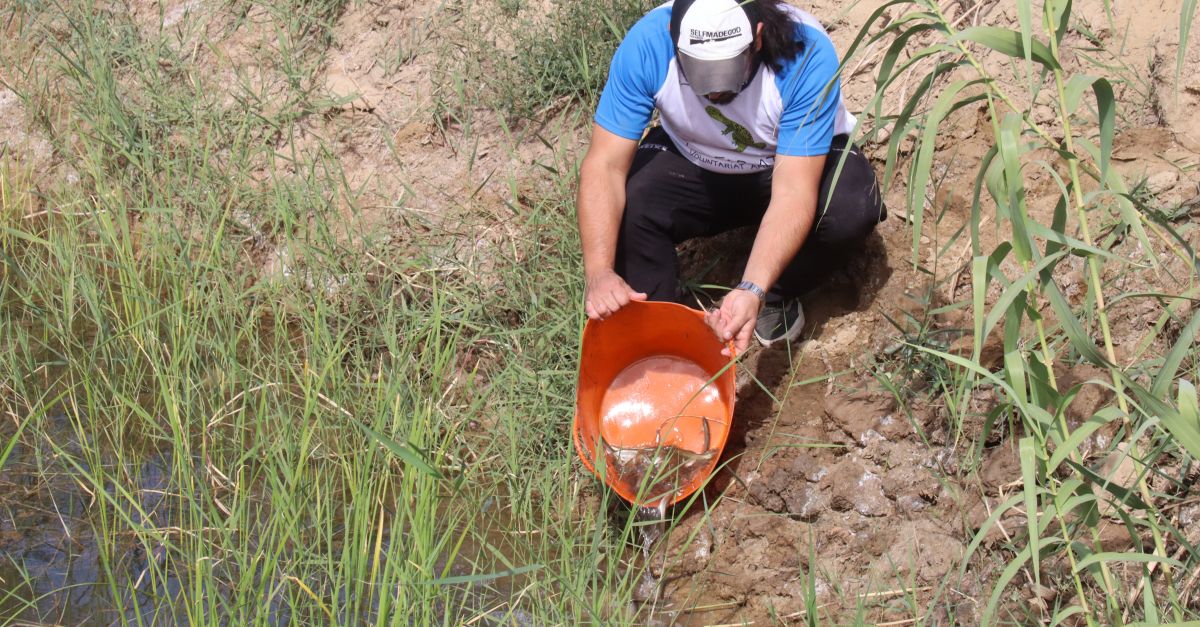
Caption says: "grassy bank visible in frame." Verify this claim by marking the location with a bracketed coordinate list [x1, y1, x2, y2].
[1, 0, 1198, 623]
[0, 0, 659, 622]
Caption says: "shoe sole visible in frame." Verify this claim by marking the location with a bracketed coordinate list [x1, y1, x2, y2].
[753, 313, 805, 347]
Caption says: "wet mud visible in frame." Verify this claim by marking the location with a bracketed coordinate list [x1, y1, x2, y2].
[628, 232, 989, 624]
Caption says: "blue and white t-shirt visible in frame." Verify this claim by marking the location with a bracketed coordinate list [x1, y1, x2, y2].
[595, 1, 855, 173]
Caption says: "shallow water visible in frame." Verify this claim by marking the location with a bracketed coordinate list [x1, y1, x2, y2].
[0, 413, 522, 625]
[0, 413, 190, 624]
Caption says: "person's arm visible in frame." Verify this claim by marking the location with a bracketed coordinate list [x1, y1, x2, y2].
[578, 124, 645, 319]
[705, 153, 826, 354]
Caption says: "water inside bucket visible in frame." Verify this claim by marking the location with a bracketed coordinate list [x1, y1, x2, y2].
[598, 355, 727, 505]
[601, 440, 719, 505]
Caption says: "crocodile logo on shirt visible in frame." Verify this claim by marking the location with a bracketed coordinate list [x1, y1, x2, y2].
[705, 106, 766, 152]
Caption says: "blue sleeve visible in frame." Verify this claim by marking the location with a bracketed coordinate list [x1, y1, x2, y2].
[595, 8, 673, 140]
[774, 24, 841, 157]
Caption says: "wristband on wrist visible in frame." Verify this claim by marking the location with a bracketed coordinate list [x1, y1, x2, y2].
[734, 280, 766, 301]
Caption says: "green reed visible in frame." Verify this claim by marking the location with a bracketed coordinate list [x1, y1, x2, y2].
[845, 0, 1199, 622]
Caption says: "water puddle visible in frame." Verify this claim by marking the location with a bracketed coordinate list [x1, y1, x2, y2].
[0, 413, 189, 624]
[0, 413, 531, 624]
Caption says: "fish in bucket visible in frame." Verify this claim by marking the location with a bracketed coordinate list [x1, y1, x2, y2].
[573, 300, 736, 508]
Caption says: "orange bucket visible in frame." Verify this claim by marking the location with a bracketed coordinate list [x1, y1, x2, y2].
[573, 300, 736, 508]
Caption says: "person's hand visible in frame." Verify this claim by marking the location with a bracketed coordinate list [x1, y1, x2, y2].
[705, 288, 763, 356]
[585, 270, 647, 319]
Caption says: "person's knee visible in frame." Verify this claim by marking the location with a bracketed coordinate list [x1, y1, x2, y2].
[622, 172, 668, 236]
[825, 150, 884, 241]
[847, 184, 885, 239]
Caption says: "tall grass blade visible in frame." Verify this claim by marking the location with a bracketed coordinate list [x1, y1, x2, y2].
[1016, 0, 1034, 82]
[1051, 0, 1073, 45]
[983, 251, 1067, 340]
[1073, 552, 1184, 572]
[1043, 282, 1110, 365]
[0, 393, 64, 468]
[1151, 308, 1200, 397]
[1112, 373, 1200, 460]
[984, 542, 1044, 623]
[1051, 605, 1087, 626]
[1062, 76, 1115, 180]
[1075, 138, 1157, 268]
[1065, 460, 1151, 510]
[951, 26, 1061, 70]
[423, 563, 542, 585]
[1093, 79, 1115, 183]
[359, 423, 443, 478]
[1003, 300, 1031, 406]
[971, 252, 996, 359]
[837, 0, 935, 63]
[1019, 437, 1042, 585]
[1026, 220, 1116, 260]
[1166, 380, 1200, 459]
[997, 113, 1036, 263]
[1047, 407, 1121, 472]
[907, 80, 986, 262]
[881, 60, 965, 191]
[1179, 0, 1198, 87]
[875, 24, 939, 95]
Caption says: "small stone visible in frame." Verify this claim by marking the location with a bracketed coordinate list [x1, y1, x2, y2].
[947, 333, 1005, 370]
[1093, 442, 1140, 517]
[787, 451, 820, 479]
[980, 442, 1020, 489]
[1180, 505, 1200, 527]
[824, 391, 896, 444]
[1146, 170, 1179, 195]
[875, 413, 912, 441]
[162, 0, 203, 27]
[1029, 583, 1058, 603]
[631, 571, 659, 603]
[690, 527, 713, 561]
[955, 121, 977, 140]
[1095, 522, 1135, 553]
[783, 483, 828, 521]
[1063, 270, 1085, 290]
[1033, 104, 1057, 125]
[1061, 364, 1114, 424]
[873, 125, 892, 145]
[827, 460, 892, 517]
[896, 492, 930, 513]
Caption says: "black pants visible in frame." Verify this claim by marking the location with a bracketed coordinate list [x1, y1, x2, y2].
[615, 127, 885, 303]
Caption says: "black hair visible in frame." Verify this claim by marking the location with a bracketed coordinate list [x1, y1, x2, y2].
[750, 0, 805, 73]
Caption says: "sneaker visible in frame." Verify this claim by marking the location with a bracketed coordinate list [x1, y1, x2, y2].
[754, 299, 805, 347]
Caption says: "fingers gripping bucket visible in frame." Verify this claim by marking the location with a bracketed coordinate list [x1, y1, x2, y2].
[573, 300, 736, 508]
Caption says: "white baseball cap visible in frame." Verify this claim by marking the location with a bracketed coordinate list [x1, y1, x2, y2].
[670, 0, 759, 96]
